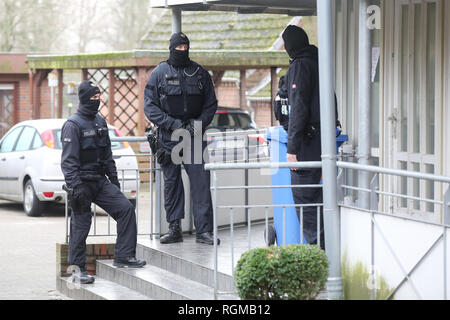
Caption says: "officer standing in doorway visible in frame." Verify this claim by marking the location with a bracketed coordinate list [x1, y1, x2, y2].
[144, 32, 219, 245]
[61, 81, 146, 284]
[282, 25, 325, 250]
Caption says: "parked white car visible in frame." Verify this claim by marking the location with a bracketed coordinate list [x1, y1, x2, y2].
[0, 119, 139, 217]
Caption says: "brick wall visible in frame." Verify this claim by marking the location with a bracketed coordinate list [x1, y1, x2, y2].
[251, 99, 274, 129]
[9, 77, 52, 123]
[39, 80, 52, 119]
[16, 78, 32, 122]
[216, 80, 240, 108]
[56, 243, 115, 277]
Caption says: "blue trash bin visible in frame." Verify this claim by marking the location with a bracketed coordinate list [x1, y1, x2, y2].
[266, 126, 348, 246]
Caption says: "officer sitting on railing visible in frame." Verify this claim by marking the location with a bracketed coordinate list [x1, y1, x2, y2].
[61, 80, 146, 284]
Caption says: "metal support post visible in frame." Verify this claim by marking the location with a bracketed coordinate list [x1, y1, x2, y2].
[172, 8, 182, 34]
[357, 0, 372, 209]
[155, 162, 162, 238]
[317, 0, 343, 300]
[370, 174, 379, 211]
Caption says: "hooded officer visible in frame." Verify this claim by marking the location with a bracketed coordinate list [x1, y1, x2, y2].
[144, 32, 219, 246]
[61, 81, 146, 284]
[282, 25, 325, 250]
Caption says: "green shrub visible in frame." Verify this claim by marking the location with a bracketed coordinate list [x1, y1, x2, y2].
[234, 245, 329, 300]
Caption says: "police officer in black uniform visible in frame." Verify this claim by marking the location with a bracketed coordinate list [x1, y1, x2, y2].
[144, 32, 219, 245]
[61, 81, 146, 284]
[273, 75, 290, 132]
[282, 25, 325, 250]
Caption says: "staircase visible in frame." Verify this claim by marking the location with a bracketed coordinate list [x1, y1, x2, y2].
[56, 237, 240, 300]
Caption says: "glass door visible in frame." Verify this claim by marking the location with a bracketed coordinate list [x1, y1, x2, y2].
[392, 0, 441, 218]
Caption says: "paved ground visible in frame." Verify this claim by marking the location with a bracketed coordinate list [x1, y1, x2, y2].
[0, 200, 70, 300]
[0, 183, 152, 300]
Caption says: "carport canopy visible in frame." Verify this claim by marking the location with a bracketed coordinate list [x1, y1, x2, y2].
[150, 0, 317, 16]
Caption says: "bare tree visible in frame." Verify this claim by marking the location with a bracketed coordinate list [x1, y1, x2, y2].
[0, 0, 66, 53]
[105, 0, 161, 51]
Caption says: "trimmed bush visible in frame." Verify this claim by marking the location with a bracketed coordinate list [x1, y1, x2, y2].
[234, 245, 329, 300]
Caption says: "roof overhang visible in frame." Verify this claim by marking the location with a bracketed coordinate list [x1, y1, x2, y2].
[0, 54, 29, 74]
[150, 0, 317, 16]
[27, 50, 290, 70]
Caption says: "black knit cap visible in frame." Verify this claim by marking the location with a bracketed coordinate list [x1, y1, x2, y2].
[169, 32, 190, 51]
[78, 80, 100, 104]
[282, 25, 310, 58]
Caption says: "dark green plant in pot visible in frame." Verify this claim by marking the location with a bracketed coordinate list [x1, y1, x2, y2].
[234, 245, 329, 300]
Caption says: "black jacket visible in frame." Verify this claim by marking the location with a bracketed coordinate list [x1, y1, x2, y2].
[61, 113, 117, 188]
[286, 45, 321, 162]
[144, 61, 218, 150]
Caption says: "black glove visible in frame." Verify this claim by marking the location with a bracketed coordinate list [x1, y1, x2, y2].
[72, 184, 91, 213]
[156, 149, 172, 166]
[145, 126, 159, 155]
[183, 119, 201, 137]
[170, 119, 183, 132]
[109, 176, 121, 190]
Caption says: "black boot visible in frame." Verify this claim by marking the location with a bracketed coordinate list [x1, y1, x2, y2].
[72, 266, 95, 284]
[196, 232, 220, 246]
[113, 257, 147, 268]
[160, 220, 183, 244]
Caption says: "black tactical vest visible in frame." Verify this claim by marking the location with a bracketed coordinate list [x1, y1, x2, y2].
[67, 113, 109, 174]
[158, 62, 205, 121]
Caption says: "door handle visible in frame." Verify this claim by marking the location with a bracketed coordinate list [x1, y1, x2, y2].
[1, 158, 5, 161]
[19, 156, 25, 160]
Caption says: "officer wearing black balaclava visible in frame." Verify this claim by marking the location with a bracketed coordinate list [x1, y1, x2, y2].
[144, 32, 219, 246]
[61, 81, 146, 284]
[282, 25, 325, 250]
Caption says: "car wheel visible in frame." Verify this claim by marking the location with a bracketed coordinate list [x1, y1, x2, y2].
[23, 180, 45, 217]
[129, 199, 137, 209]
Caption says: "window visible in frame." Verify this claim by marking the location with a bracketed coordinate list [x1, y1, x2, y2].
[0, 127, 23, 153]
[31, 132, 43, 150]
[15, 127, 38, 152]
[394, 0, 439, 215]
[0, 84, 15, 138]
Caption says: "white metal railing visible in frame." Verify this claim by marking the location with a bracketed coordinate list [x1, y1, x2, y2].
[205, 159, 450, 300]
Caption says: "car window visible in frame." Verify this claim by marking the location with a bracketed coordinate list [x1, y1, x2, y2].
[0, 126, 23, 153]
[210, 113, 237, 128]
[31, 132, 43, 150]
[54, 130, 62, 149]
[15, 126, 38, 152]
[234, 113, 255, 130]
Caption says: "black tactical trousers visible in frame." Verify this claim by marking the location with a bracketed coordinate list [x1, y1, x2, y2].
[161, 141, 213, 234]
[68, 177, 137, 268]
[291, 168, 325, 250]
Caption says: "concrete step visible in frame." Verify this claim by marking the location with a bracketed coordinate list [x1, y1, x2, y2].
[56, 276, 151, 300]
[97, 260, 239, 300]
[136, 241, 236, 293]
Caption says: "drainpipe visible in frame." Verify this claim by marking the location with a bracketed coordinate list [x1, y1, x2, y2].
[358, 0, 372, 209]
[317, 0, 343, 300]
[172, 8, 182, 33]
[246, 99, 256, 122]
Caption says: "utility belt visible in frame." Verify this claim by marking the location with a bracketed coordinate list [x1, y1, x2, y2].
[80, 169, 105, 181]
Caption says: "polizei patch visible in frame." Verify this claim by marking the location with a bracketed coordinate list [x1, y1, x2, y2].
[82, 129, 96, 137]
[167, 80, 180, 86]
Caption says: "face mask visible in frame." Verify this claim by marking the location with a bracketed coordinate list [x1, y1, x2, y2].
[168, 49, 190, 67]
[86, 99, 100, 111]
